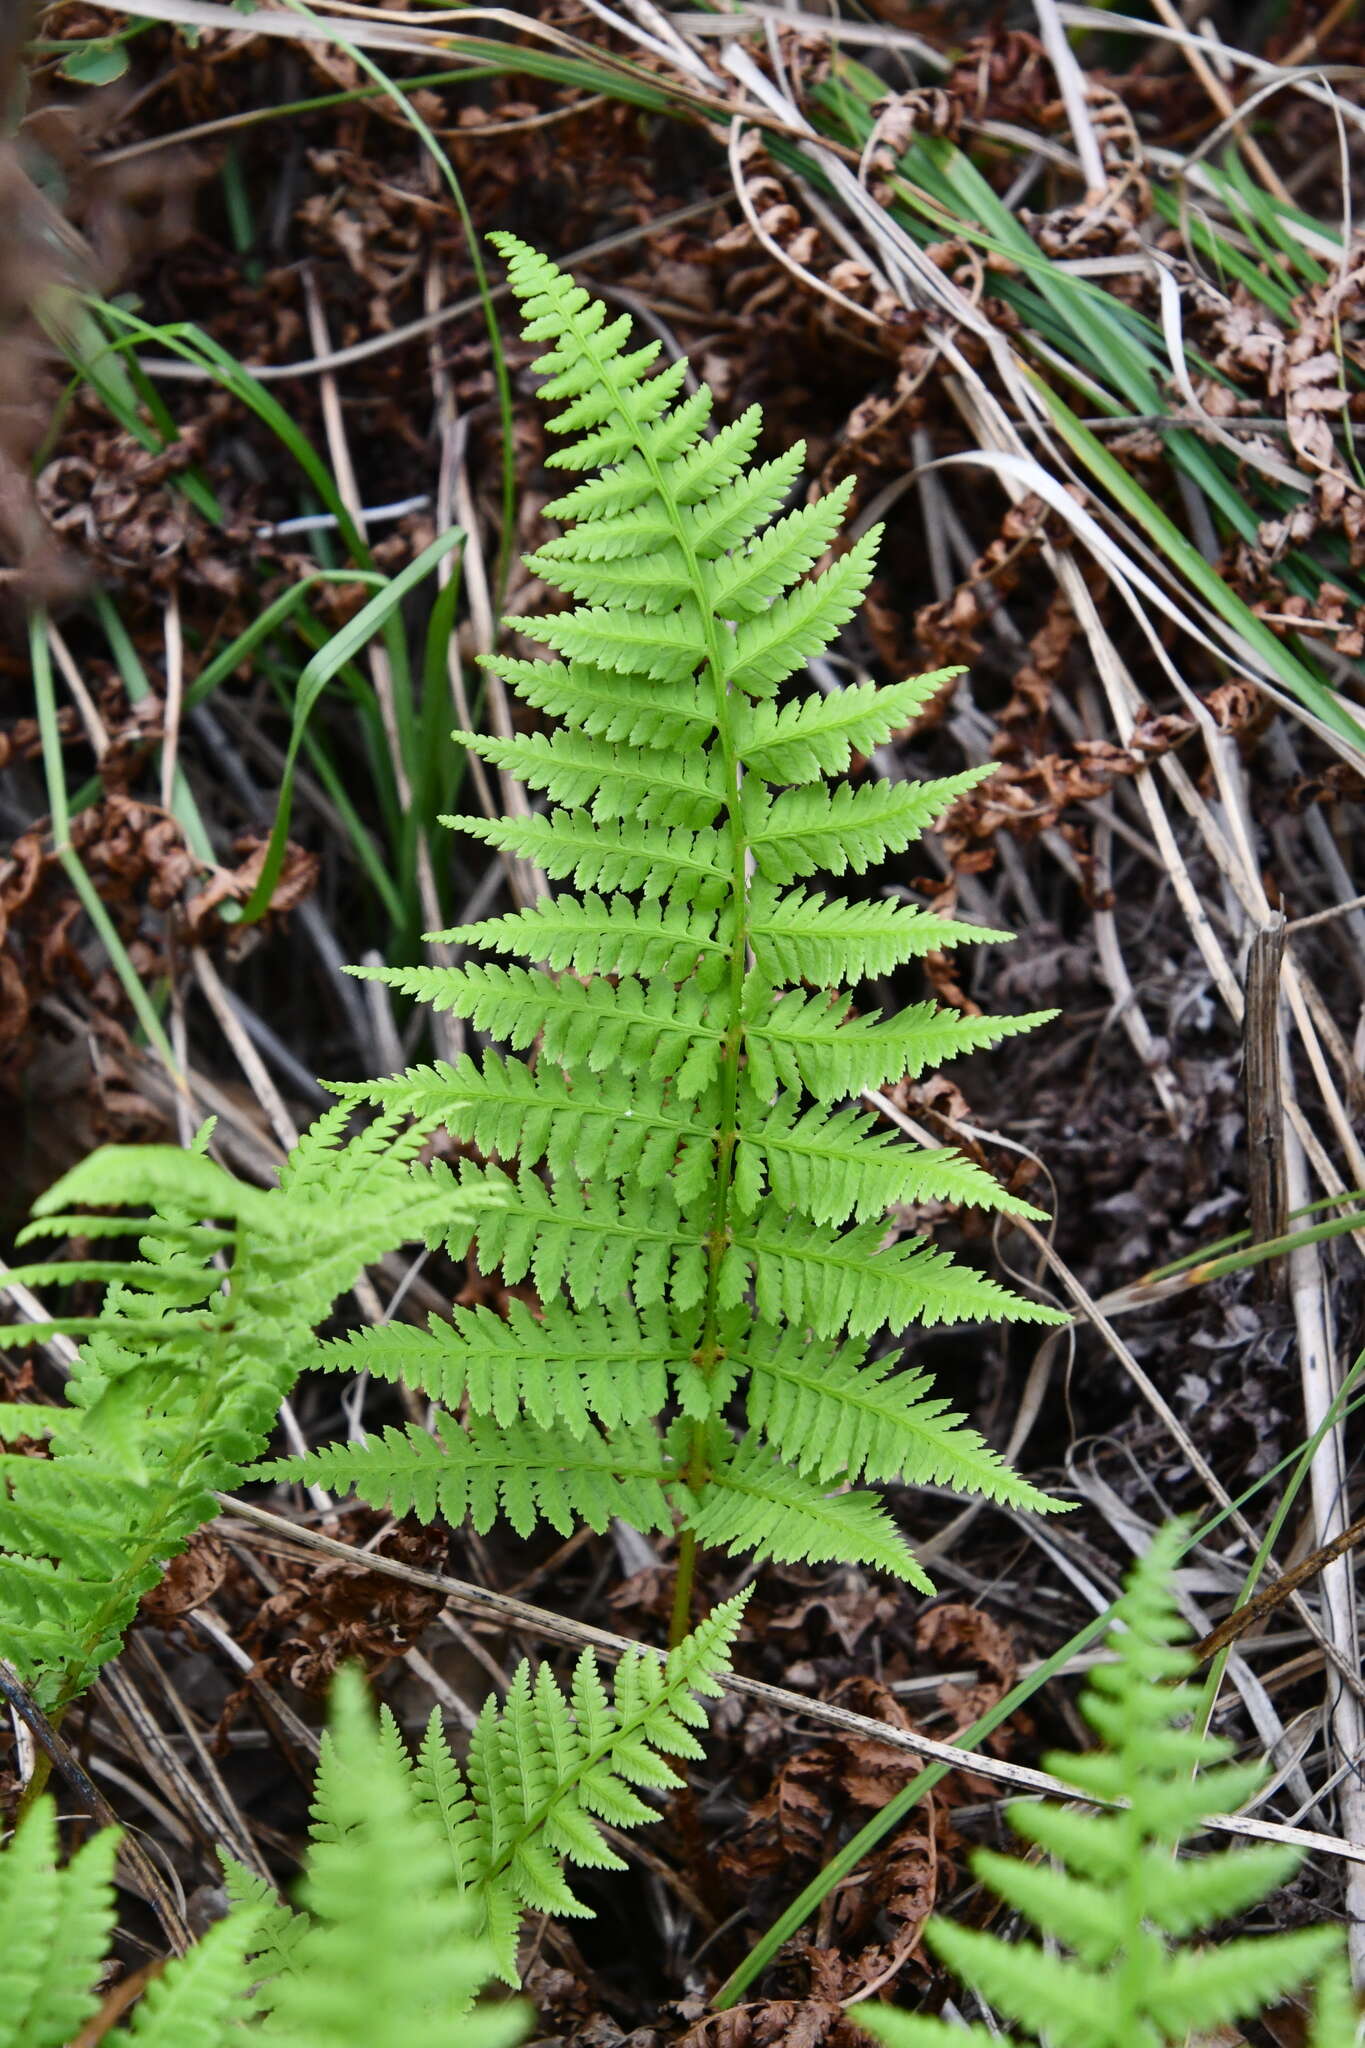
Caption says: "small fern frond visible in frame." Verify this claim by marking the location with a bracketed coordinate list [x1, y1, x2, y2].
[863, 1524, 1346, 2047]
[256, 1668, 525, 2048]
[409, 1591, 748, 1982]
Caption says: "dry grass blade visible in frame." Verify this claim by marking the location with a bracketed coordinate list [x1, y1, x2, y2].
[211, 1495, 1365, 1871]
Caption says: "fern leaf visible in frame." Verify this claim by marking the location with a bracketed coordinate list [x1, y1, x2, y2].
[857, 2014, 1005, 2048]
[124, 1915, 257, 2048]
[460, 728, 726, 828]
[682, 1438, 926, 1585]
[436, 890, 732, 982]
[736, 1096, 1045, 1225]
[742, 1330, 1055, 1507]
[703, 483, 855, 619]
[748, 881, 1011, 985]
[351, 962, 724, 1094]
[429, 1162, 709, 1310]
[407, 1578, 747, 1982]
[334, 1057, 718, 1202]
[479, 657, 712, 748]
[734, 672, 962, 784]
[0, 1124, 478, 1711]
[269, 1414, 676, 1539]
[1310, 1961, 1365, 2048]
[313, 1297, 678, 1436]
[504, 598, 708, 683]
[921, 1923, 1101, 2048]
[724, 528, 881, 698]
[448, 813, 728, 907]
[256, 1668, 525, 2048]
[745, 989, 1056, 1099]
[1145, 1931, 1343, 2040]
[252, 235, 1063, 1588]
[868, 1525, 1346, 2046]
[729, 1204, 1065, 1337]
[745, 771, 991, 884]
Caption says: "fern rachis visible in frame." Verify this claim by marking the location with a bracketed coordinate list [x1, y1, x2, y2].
[271, 234, 1068, 1617]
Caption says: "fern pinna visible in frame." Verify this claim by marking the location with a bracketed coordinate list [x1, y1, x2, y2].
[0, 1112, 478, 1716]
[859, 1525, 1351, 2048]
[279, 234, 1066, 1620]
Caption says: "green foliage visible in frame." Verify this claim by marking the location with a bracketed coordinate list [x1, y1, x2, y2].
[280, 233, 1066, 1587]
[0, 1112, 485, 1711]
[0, 1615, 739, 2044]
[857, 1525, 1351, 2048]
[237, 1667, 528, 2047]
[406, 1588, 747, 1980]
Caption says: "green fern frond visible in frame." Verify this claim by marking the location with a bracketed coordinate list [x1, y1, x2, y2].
[408, 1592, 748, 1982]
[265, 232, 1066, 1588]
[0, 1126, 489, 1712]
[254, 1669, 526, 2047]
[861, 1524, 1344, 2047]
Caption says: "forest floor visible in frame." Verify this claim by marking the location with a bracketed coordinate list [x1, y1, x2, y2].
[4, 0, 1365, 2041]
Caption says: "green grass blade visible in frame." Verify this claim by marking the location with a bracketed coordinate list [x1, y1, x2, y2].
[238, 527, 463, 923]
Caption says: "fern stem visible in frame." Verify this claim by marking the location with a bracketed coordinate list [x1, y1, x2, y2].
[668, 1528, 699, 1649]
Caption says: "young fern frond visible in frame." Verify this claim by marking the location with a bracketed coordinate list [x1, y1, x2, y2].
[240, 1668, 528, 2047]
[857, 1524, 1348, 2048]
[0, 1115, 488, 1712]
[406, 1588, 747, 1981]
[282, 235, 1066, 1594]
